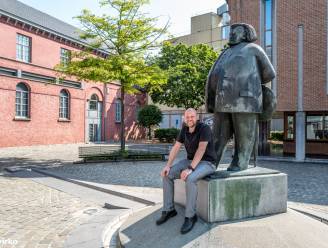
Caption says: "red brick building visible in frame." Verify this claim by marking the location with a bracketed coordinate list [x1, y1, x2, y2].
[226, 0, 328, 159]
[0, 0, 146, 148]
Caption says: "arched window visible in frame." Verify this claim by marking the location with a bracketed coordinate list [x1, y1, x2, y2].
[59, 89, 70, 119]
[89, 94, 98, 110]
[115, 98, 122, 123]
[15, 83, 29, 118]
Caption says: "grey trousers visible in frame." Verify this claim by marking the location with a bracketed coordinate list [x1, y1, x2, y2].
[162, 159, 216, 217]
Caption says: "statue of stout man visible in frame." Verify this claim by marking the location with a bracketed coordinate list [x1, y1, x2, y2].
[206, 23, 276, 171]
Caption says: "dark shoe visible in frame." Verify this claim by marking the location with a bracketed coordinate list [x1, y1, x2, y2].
[156, 209, 177, 225]
[180, 215, 197, 234]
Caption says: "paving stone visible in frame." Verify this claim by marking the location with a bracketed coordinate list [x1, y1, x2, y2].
[0, 174, 101, 248]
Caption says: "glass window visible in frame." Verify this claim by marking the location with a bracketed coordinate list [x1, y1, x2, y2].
[89, 124, 98, 142]
[265, 0, 272, 30]
[324, 116, 328, 131]
[264, 0, 273, 61]
[306, 115, 328, 140]
[222, 12, 230, 26]
[89, 94, 98, 110]
[221, 25, 230, 40]
[59, 89, 69, 119]
[16, 34, 31, 63]
[115, 99, 122, 122]
[286, 115, 294, 139]
[15, 83, 29, 117]
[265, 31, 272, 46]
[60, 48, 71, 66]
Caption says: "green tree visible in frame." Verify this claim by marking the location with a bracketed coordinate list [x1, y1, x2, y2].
[149, 42, 218, 109]
[56, 0, 168, 151]
[137, 105, 162, 139]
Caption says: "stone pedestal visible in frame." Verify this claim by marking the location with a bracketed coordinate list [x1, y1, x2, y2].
[174, 166, 287, 222]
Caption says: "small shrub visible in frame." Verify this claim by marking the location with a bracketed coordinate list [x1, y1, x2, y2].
[270, 131, 284, 141]
[155, 128, 180, 143]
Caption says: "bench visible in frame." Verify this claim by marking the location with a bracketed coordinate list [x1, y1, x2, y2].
[78, 145, 171, 162]
[78, 145, 120, 162]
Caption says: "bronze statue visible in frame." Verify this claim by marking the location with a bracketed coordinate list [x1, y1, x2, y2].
[206, 23, 276, 171]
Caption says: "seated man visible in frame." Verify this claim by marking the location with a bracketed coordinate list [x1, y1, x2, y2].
[156, 108, 216, 234]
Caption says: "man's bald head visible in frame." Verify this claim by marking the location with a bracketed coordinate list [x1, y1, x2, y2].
[185, 108, 197, 116]
[184, 108, 198, 128]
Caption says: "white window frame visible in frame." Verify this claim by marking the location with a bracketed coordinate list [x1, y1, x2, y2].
[16, 34, 31, 63]
[115, 99, 122, 123]
[60, 48, 71, 66]
[59, 89, 70, 119]
[15, 83, 29, 118]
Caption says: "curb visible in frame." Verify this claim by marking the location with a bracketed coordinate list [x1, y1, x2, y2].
[103, 205, 154, 248]
[289, 207, 328, 225]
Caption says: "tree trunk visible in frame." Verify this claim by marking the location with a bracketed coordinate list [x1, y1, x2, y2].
[120, 85, 125, 152]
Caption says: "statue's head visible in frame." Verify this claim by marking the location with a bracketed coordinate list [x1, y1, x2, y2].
[228, 23, 257, 46]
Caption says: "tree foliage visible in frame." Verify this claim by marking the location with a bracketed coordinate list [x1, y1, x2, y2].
[55, 0, 169, 150]
[149, 42, 218, 109]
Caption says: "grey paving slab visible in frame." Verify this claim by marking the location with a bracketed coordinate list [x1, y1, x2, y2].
[288, 201, 328, 224]
[118, 205, 328, 248]
[31, 167, 157, 206]
[12, 169, 146, 210]
[0, 170, 102, 248]
[63, 208, 127, 248]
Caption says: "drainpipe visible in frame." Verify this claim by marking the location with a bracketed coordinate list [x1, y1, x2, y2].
[295, 24, 305, 161]
[83, 83, 86, 143]
[103, 83, 106, 142]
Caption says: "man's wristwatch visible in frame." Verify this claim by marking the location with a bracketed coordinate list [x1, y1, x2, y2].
[188, 165, 195, 171]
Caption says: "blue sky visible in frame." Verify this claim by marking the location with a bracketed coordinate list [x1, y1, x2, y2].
[19, 0, 225, 36]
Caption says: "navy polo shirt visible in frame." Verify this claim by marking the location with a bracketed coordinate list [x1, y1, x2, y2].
[176, 121, 216, 163]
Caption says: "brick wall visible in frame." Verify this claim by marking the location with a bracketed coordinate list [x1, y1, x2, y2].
[227, 0, 328, 112]
[227, 0, 260, 37]
[277, 0, 327, 111]
[0, 20, 146, 148]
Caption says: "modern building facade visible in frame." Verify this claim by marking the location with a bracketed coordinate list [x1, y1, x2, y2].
[151, 5, 229, 129]
[169, 10, 229, 51]
[227, 0, 328, 158]
[0, 0, 146, 148]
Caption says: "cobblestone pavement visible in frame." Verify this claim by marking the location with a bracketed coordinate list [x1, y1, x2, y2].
[0, 144, 84, 171]
[42, 149, 328, 216]
[0, 171, 102, 248]
[256, 160, 328, 207]
[0, 143, 172, 171]
[45, 161, 164, 188]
